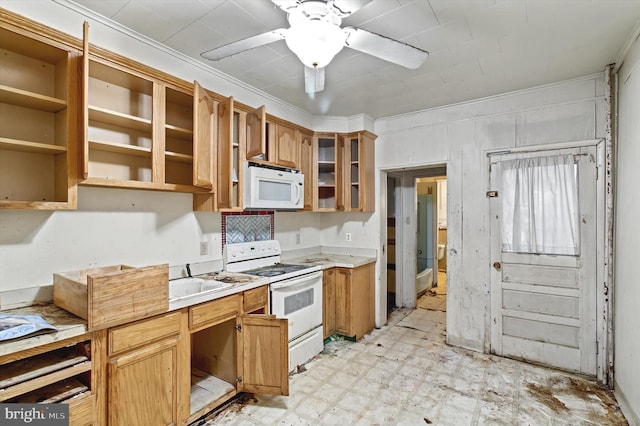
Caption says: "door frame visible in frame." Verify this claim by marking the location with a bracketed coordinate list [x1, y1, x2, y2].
[487, 138, 609, 382]
[382, 165, 447, 311]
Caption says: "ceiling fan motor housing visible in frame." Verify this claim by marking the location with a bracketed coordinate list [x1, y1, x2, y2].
[285, 1, 346, 68]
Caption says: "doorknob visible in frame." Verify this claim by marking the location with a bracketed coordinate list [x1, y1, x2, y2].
[493, 262, 501, 270]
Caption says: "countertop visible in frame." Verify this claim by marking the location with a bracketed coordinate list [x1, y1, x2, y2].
[285, 253, 376, 269]
[0, 304, 88, 359]
[167, 271, 269, 311]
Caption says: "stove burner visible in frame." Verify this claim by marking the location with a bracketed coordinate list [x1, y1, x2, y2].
[242, 263, 312, 278]
[256, 270, 286, 277]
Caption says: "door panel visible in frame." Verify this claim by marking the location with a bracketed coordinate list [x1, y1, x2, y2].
[238, 315, 288, 396]
[193, 81, 215, 189]
[490, 145, 598, 375]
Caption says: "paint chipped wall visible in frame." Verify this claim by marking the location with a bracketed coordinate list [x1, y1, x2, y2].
[613, 28, 640, 425]
[375, 75, 608, 353]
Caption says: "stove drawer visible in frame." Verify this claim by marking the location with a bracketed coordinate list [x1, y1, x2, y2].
[243, 285, 268, 313]
[189, 294, 241, 331]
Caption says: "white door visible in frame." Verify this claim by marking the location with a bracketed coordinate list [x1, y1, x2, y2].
[489, 145, 599, 375]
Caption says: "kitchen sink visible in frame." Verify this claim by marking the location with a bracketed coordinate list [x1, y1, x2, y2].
[168, 277, 233, 309]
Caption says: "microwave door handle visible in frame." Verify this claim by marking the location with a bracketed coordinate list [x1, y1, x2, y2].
[295, 181, 302, 204]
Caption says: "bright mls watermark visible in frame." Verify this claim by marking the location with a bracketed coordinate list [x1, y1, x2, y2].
[0, 404, 68, 425]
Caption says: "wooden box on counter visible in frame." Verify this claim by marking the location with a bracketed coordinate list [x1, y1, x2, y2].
[53, 264, 169, 331]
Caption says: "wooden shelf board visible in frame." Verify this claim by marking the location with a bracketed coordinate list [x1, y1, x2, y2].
[88, 105, 152, 132]
[81, 177, 211, 193]
[0, 200, 73, 210]
[88, 140, 151, 158]
[0, 85, 67, 112]
[165, 151, 193, 163]
[190, 368, 236, 416]
[10, 378, 89, 404]
[0, 361, 91, 403]
[0, 347, 88, 389]
[0, 137, 66, 155]
[166, 124, 193, 140]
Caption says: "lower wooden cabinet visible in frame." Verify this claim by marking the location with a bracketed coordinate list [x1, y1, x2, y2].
[323, 263, 375, 340]
[187, 290, 288, 424]
[99, 310, 188, 426]
[108, 338, 181, 425]
[91, 285, 287, 425]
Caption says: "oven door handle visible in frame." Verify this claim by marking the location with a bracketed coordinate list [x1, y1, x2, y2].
[269, 271, 322, 290]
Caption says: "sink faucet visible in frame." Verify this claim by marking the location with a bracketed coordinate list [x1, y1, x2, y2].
[186, 263, 192, 278]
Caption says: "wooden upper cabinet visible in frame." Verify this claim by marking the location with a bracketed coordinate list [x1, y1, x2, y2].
[246, 105, 265, 159]
[313, 133, 344, 211]
[81, 24, 211, 193]
[237, 315, 289, 396]
[299, 131, 314, 211]
[343, 131, 376, 212]
[267, 122, 300, 169]
[0, 13, 80, 209]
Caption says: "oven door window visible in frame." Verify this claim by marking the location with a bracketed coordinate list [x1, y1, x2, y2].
[284, 288, 314, 315]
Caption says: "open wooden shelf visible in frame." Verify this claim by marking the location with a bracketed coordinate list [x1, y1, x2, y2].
[190, 368, 235, 416]
[166, 124, 193, 140]
[0, 136, 67, 155]
[166, 151, 193, 163]
[0, 84, 67, 112]
[10, 377, 89, 404]
[88, 140, 151, 158]
[0, 345, 91, 403]
[88, 105, 152, 132]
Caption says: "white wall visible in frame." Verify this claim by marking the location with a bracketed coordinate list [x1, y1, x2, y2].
[375, 75, 608, 352]
[613, 28, 640, 425]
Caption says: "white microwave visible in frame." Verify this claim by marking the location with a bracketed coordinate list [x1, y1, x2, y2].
[243, 161, 304, 210]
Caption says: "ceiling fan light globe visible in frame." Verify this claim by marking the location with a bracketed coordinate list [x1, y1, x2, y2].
[285, 20, 346, 68]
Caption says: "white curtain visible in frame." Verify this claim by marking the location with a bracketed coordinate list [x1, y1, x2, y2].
[501, 154, 580, 256]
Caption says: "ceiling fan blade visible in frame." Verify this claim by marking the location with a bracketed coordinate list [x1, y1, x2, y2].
[270, 0, 301, 13]
[304, 66, 325, 94]
[343, 27, 428, 69]
[331, 0, 373, 17]
[201, 29, 287, 61]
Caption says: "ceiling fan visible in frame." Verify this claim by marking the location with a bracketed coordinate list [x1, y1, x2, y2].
[201, 0, 429, 94]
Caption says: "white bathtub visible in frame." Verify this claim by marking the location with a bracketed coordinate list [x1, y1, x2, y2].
[416, 267, 433, 296]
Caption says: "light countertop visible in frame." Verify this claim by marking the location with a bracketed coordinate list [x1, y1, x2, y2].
[284, 253, 376, 269]
[0, 304, 88, 359]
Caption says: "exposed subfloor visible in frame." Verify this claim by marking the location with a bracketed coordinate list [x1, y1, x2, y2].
[417, 271, 447, 312]
[199, 308, 627, 425]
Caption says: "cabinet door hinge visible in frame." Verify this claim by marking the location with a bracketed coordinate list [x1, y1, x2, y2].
[235, 377, 242, 383]
[234, 324, 242, 332]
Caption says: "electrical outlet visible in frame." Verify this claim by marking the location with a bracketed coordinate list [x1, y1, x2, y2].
[345, 232, 352, 242]
[200, 241, 209, 256]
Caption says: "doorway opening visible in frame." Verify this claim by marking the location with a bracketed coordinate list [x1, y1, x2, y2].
[385, 166, 447, 317]
[415, 177, 447, 313]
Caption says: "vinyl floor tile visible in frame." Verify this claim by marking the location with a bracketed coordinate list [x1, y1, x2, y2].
[199, 308, 628, 426]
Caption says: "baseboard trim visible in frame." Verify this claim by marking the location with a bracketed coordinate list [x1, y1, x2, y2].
[614, 379, 640, 426]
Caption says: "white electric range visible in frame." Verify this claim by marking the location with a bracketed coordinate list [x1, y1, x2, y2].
[223, 240, 323, 372]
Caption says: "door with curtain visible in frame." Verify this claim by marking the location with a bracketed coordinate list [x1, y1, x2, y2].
[489, 145, 599, 375]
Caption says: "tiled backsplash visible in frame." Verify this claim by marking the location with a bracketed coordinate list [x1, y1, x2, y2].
[221, 211, 274, 246]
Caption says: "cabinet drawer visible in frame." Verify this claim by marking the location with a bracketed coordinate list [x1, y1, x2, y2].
[67, 392, 95, 426]
[243, 286, 268, 313]
[190, 294, 241, 330]
[108, 311, 181, 356]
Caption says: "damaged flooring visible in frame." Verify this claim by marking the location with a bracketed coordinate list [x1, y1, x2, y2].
[199, 307, 627, 425]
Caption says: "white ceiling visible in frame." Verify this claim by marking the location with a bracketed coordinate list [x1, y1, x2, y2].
[69, 0, 640, 119]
